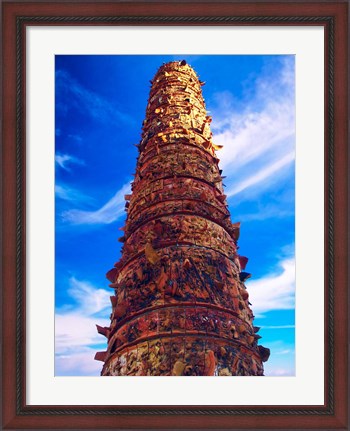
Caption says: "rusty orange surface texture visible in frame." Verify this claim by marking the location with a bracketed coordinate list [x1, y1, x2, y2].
[95, 61, 270, 376]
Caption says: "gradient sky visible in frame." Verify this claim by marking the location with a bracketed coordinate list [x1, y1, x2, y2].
[55, 55, 295, 377]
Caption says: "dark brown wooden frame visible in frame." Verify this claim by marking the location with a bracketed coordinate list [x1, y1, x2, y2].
[1, 1, 348, 429]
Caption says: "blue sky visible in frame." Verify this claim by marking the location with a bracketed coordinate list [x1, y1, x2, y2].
[55, 55, 295, 376]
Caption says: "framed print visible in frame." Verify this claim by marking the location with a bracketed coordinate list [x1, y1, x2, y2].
[2, 1, 348, 429]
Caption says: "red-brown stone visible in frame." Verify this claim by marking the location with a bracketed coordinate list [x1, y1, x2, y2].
[95, 61, 269, 376]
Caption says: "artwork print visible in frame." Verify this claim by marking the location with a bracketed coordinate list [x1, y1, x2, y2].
[55, 55, 295, 376]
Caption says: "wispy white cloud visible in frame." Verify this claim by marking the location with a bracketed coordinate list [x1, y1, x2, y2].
[62, 181, 131, 225]
[67, 277, 111, 316]
[266, 368, 295, 376]
[55, 184, 93, 203]
[211, 57, 295, 199]
[56, 69, 135, 125]
[226, 152, 294, 198]
[261, 339, 295, 376]
[68, 134, 83, 143]
[235, 204, 294, 223]
[247, 256, 295, 316]
[55, 346, 105, 376]
[56, 312, 108, 351]
[55, 276, 111, 376]
[276, 349, 292, 355]
[55, 153, 85, 171]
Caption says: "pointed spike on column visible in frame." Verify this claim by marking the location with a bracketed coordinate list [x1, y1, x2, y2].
[241, 290, 249, 301]
[106, 267, 118, 283]
[213, 144, 224, 151]
[230, 222, 241, 240]
[238, 256, 249, 270]
[96, 324, 110, 338]
[110, 296, 117, 307]
[94, 351, 107, 362]
[239, 272, 252, 282]
[258, 345, 271, 362]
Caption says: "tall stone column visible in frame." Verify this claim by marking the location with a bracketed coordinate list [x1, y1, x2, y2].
[95, 60, 270, 376]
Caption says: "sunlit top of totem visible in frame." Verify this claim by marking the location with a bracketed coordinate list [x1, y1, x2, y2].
[95, 60, 270, 376]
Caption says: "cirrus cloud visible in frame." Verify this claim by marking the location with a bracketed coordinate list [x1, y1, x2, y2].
[211, 57, 295, 199]
[247, 257, 295, 316]
[61, 181, 131, 225]
[55, 276, 111, 376]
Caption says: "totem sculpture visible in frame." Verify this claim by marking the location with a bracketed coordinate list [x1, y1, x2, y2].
[95, 60, 270, 376]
